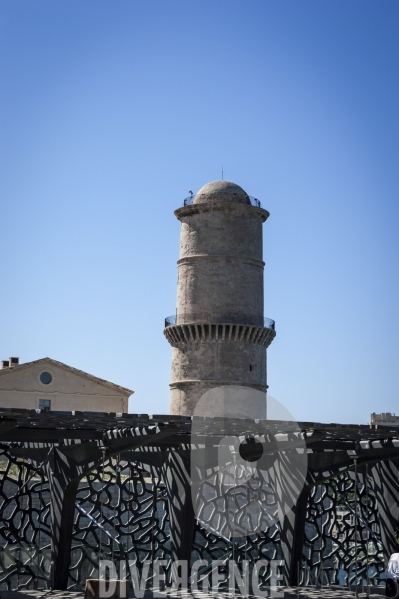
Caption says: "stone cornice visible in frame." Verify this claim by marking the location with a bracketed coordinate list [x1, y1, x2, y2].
[174, 201, 269, 222]
[169, 380, 268, 392]
[164, 322, 276, 349]
[177, 254, 265, 267]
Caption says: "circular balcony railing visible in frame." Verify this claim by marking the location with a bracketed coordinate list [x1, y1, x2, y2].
[165, 313, 275, 330]
[183, 194, 262, 208]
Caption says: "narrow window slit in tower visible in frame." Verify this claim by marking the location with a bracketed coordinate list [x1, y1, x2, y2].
[249, 365, 252, 372]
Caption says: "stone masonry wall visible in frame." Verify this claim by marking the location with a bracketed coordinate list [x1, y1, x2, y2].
[168, 183, 272, 417]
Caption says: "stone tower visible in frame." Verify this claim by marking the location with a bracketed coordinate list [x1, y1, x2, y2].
[164, 180, 276, 417]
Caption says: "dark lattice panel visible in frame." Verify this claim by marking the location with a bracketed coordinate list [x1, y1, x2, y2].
[191, 467, 283, 589]
[302, 471, 385, 586]
[0, 444, 387, 592]
[192, 525, 282, 590]
[0, 447, 51, 591]
[68, 458, 171, 590]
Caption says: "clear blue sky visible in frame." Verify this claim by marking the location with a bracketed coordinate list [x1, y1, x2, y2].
[1, 1, 398, 424]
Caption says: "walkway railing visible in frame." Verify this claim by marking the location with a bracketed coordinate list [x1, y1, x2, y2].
[183, 194, 262, 208]
[165, 313, 275, 330]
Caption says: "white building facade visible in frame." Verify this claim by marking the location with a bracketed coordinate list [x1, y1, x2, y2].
[0, 357, 133, 413]
[370, 412, 399, 427]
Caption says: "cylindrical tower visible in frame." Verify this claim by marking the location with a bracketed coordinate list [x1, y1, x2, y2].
[164, 180, 276, 417]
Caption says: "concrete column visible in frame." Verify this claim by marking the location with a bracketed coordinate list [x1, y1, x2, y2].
[45, 443, 104, 589]
[371, 459, 399, 558]
[279, 488, 310, 586]
[162, 450, 195, 568]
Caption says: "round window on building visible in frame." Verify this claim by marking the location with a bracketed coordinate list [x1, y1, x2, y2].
[40, 372, 52, 385]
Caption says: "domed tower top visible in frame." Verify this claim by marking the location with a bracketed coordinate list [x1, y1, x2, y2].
[193, 180, 251, 205]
